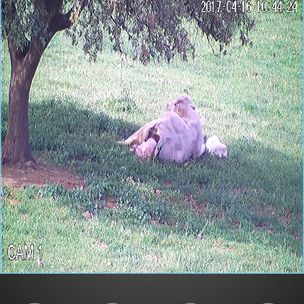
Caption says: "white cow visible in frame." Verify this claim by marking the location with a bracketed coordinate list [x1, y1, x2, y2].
[120, 96, 206, 163]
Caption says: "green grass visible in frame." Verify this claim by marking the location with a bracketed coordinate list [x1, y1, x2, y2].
[1, 10, 302, 273]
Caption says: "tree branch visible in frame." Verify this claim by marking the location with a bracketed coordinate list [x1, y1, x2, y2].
[49, 12, 73, 33]
[45, 0, 64, 15]
[23, 0, 89, 72]
[49, 0, 89, 34]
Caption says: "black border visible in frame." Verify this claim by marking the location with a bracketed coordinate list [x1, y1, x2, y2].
[0, 274, 303, 303]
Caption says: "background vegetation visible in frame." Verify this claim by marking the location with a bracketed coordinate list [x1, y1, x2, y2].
[1, 8, 302, 272]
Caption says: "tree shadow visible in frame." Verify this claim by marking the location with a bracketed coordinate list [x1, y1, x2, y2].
[2, 98, 302, 258]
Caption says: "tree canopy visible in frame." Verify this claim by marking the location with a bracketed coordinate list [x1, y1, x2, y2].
[2, 0, 254, 63]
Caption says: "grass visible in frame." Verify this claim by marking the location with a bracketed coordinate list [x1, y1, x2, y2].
[1, 10, 302, 273]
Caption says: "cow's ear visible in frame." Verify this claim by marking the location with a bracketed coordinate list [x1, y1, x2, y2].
[174, 99, 183, 106]
[174, 99, 181, 112]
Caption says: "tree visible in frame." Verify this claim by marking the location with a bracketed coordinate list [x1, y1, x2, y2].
[2, 0, 254, 168]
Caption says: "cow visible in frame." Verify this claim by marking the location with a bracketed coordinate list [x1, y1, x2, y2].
[120, 95, 206, 163]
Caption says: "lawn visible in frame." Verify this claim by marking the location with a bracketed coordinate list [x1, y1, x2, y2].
[1, 8, 302, 273]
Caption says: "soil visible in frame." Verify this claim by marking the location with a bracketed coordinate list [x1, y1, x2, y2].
[2, 162, 85, 190]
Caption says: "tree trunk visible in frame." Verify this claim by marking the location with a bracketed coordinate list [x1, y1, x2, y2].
[2, 1, 87, 168]
[2, 40, 45, 168]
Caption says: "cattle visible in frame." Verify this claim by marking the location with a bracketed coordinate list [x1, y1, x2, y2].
[205, 135, 228, 158]
[120, 95, 206, 163]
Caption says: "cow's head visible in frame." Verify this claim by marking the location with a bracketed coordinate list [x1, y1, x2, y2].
[166, 95, 197, 119]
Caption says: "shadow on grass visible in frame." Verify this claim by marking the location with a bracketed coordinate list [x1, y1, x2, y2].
[2, 98, 302, 256]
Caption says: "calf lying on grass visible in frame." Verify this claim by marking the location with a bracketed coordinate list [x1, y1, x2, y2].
[120, 95, 227, 163]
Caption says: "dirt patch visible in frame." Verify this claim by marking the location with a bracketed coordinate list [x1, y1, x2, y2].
[2, 162, 85, 190]
[105, 196, 118, 209]
[188, 194, 206, 216]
